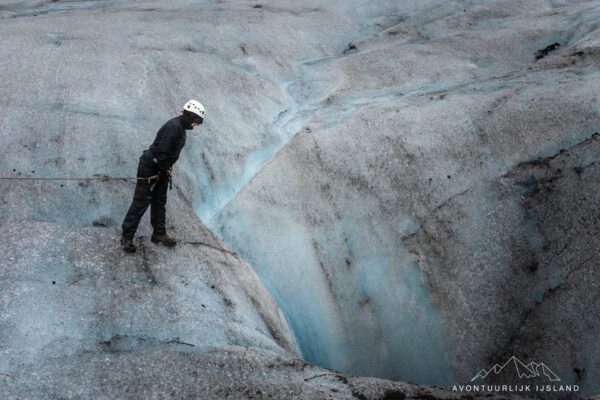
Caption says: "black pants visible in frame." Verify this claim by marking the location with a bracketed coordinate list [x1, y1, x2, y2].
[121, 151, 169, 240]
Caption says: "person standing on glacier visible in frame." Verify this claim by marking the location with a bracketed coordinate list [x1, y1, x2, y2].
[120, 99, 205, 253]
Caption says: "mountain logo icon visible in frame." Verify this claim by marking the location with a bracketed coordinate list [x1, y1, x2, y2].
[471, 356, 561, 382]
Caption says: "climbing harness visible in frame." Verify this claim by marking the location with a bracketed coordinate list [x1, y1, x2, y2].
[0, 175, 160, 184]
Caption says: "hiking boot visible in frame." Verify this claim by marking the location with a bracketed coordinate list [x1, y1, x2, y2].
[121, 236, 136, 253]
[151, 233, 177, 247]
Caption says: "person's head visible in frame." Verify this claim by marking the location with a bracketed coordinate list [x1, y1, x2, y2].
[181, 99, 205, 128]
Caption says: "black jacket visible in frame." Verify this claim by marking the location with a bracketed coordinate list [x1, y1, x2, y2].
[148, 115, 192, 171]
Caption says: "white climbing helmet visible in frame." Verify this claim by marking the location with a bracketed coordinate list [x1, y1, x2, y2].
[183, 99, 205, 119]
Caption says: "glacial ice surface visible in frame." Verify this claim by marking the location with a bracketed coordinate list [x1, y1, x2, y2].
[210, 0, 600, 395]
[1, 0, 599, 398]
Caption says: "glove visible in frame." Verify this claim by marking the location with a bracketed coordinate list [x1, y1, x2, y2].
[157, 169, 173, 191]
[159, 168, 171, 178]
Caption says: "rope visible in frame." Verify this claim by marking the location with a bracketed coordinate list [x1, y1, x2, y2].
[0, 175, 160, 184]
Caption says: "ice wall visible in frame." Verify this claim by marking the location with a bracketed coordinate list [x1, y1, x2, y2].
[211, 0, 600, 395]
